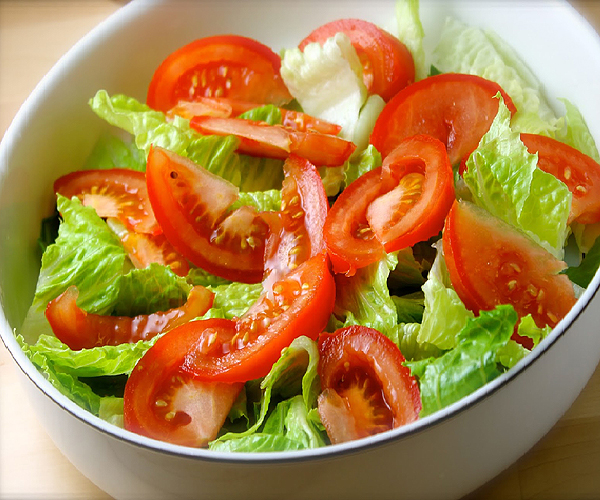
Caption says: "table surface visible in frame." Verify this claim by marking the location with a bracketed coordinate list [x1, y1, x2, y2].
[1, 1, 600, 499]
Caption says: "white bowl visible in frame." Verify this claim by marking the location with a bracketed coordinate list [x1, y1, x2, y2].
[1, 1, 599, 499]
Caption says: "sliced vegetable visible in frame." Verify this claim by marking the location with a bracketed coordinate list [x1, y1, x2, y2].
[124, 317, 243, 447]
[182, 253, 335, 383]
[442, 200, 577, 332]
[46, 285, 214, 350]
[369, 73, 516, 164]
[317, 325, 420, 444]
[145, 146, 270, 283]
[189, 115, 355, 166]
[299, 18, 415, 101]
[521, 133, 600, 224]
[147, 35, 291, 112]
[54, 168, 160, 235]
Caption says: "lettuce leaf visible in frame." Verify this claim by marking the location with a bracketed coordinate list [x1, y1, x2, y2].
[556, 98, 600, 163]
[83, 130, 146, 171]
[406, 305, 518, 417]
[396, 0, 427, 81]
[463, 98, 571, 258]
[563, 235, 600, 288]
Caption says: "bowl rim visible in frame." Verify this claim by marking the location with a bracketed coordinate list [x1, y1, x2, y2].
[1, 0, 600, 465]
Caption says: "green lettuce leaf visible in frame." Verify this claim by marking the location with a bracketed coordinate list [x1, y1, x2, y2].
[83, 131, 146, 171]
[344, 144, 382, 187]
[463, 98, 571, 258]
[556, 98, 600, 163]
[406, 305, 518, 417]
[396, 0, 427, 80]
[563, 234, 600, 288]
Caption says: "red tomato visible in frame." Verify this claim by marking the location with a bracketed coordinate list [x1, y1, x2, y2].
[189, 115, 355, 167]
[147, 35, 292, 112]
[442, 200, 577, 332]
[520, 133, 600, 225]
[261, 154, 328, 292]
[299, 19, 415, 101]
[181, 253, 336, 383]
[370, 73, 517, 164]
[324, 135, 454, 275]
[145, 146, 270, 283]
[168, 97, 342, 135]
[107, 218, 189, 277]
[45, 285, 214, 351]
[124, 317, 243, 447]
[317, 325, 421, 444]
[54, 169, 160, 235]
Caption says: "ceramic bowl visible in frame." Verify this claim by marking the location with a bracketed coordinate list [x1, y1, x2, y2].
[1, 1, 599, 499]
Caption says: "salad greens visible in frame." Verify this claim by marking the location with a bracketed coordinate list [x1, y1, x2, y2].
[17, 0, 600, 452]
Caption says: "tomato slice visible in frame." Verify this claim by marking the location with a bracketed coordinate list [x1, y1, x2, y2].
[324, 135, 453, 275]
[168, 97, 342, 135]
[442, 200, 577, 332]
[147, 35, 292, 112]
[145, 146, 270, 283]
[366, 134, 454, 252]
[317, 325, 421, 444]
[124, 317, 243, 447]
[189, 115, 355, 167]
[46, 285, 214, 350]
[520, 133, 600, 225]
[54, 169, 160, 235]
[106, 218, 189, 277]
[181, 253, 336, 383]
[370, 73, 517, 164]
[261, 154, 328, 291]
[299, 19, 415, 101]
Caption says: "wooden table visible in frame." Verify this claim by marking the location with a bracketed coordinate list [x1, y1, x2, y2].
[0, 2, 599, 499]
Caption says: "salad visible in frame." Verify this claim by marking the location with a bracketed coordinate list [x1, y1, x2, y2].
[16, 0, 600, 452]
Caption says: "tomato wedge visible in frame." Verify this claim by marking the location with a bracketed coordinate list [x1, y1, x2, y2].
[261, 154, 328, 291]
[54, 169, 160, 235]
[442, 200, 577, 332]
[520, 133, 600, 225]
[46, 285, 214, 350]
[324, 135, 454, 275]
[370, 73, 517, 164]
[124, 318, 243, 447]
[189, 115, 355, 167]
[106, 218, 189, 277]
[145, 146, 270, 283]
[181, 253, 335, 383]
[147, 35, 292, 112]
[317, 325, 421, 444]
[168, 97, 342, 135]
[299, 19, 415, 101]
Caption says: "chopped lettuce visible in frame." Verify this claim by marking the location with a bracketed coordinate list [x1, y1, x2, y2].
[281, 33, 366, 145]
[211, 336, 325, 451]
[463, 98, 571, 258]
[406, 305, 518, 417]
[344, 144, 382, 187]
[556, 98, 600, 163]
[83, 130, 146, 171]
[396, 0, 427, 80]
[563, 235, 600, 289]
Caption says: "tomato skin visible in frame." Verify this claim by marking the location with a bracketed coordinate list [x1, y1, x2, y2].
[124, 318, 243, 447]
[442, 200, 577, 332]
[262, 154, 328, 291]
[370, 73, 517, 164]
[46, 285, 214, 351]
[145, 146, 269, 283]
[520, 133, 600, 225]
[324, 135, 453, 275]
[189, 115, 355, 167]
[147, 35, 292, 112]
[317, 325, 421, 444]
[182, 253, 336, 383]
[54, 169, 160, 235]
[367, 134, 454, 252]
[299, 19, 415, 101]
[168, 97, 342, 135]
